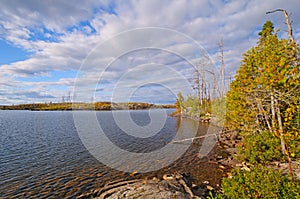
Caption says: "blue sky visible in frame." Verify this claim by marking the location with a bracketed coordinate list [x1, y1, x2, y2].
[0, 0, 300, 105]
[0, 40, 30, 65]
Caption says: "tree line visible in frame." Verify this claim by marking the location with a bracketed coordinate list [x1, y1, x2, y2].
[175, 14, 300, 198]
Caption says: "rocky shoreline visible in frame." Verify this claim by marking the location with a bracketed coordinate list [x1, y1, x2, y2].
[77, 173, 201, 199]
[76, 129, 242, 199]
[77, 127, 300, 198]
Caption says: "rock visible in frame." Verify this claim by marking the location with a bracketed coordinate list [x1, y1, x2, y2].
[217, 156, 223, 160]
[241, 166, 250, 172]
[129, 171, 138, 176]
[162, 174, 173, 180]
[226, 147, 237, 155]
[82, 174, 209, 199]
[206, 185, 214, 191]
[227, 173, 233, 178]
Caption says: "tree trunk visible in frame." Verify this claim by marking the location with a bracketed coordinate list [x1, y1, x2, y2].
[270, 91, 276, 131]
[194, 67, 201, 107]
[218, 38, 225, 97]
[283, 10, 295, 44]
[274, 98, 286, 155]
[256, 99, 272, 131]
[275, 98, 293, 178]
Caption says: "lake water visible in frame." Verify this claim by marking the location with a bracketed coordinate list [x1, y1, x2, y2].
[0, 109, 218, 198]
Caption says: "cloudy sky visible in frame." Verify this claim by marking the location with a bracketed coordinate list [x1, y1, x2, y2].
[1, 0, 299, 105]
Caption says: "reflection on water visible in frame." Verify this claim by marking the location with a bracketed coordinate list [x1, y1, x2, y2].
[0, 110, 216, 198]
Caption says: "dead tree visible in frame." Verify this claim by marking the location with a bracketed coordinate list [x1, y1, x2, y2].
[266, 9, 295, 44]
[193, 64, 202, 106]
[218, 38, 225, 97]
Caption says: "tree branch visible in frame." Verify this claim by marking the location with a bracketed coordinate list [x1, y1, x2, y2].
[266, 9, 295, 44]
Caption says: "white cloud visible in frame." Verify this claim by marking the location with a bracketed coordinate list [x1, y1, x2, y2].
[0, 0, 300, 104]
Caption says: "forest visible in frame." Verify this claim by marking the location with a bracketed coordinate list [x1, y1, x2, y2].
[176, 19, 300, 198]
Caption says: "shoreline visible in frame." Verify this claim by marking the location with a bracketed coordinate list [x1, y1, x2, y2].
[77, 127, 239, 198]
[78, 112, 299, 198]
[0, 102, 175, 111]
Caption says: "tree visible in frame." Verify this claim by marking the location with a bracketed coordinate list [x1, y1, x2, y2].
[226, 21, 300, 167]
[218, 38, 226, 97]
[266, 9, 295, 44]
[175, 92, 184, 113]
[258, 20, 274, 38]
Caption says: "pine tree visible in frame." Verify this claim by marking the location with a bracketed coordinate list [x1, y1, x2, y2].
[226, 21, 300, 163]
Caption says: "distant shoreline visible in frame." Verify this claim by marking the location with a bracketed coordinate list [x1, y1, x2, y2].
[0, 102, 175, 111]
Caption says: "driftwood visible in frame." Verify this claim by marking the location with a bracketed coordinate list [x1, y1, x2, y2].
[171, 131, 239, 144]
[178, 178, 194, 197]
[171, 132, 221, 144]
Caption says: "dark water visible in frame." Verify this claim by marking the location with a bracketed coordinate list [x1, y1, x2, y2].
[0, 109, 218, 198]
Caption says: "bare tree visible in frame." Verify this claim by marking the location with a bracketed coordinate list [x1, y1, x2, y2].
[193, 52, 211, 105]
[193, 63, 201, 107]
[67, 91, 71, 103]
[218, 38, 225, 97]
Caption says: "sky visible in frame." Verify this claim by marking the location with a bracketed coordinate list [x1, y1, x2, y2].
[0, 0, 300, 105]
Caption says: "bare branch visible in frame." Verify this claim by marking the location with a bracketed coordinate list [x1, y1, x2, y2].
[266, 9, 295, 44]
[266, 9, 284, 14]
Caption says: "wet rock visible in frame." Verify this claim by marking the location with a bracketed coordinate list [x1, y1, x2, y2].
[78, 174, 214, 199]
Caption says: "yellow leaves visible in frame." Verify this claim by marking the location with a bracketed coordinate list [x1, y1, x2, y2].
[284, 107, 295, 124]
[290, 152, 296, 158]
[226, 20, 300, 134]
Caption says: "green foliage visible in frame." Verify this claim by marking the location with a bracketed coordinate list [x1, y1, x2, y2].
[185, 95, 201, 117]
[226, 20, 299, 132]
[175, 92, 212, 118]
[211, 97, 226, 126]
[222, 21, 300, 199]
[238, 131, 282, 163]
[258, 20, 274, 39]
[220, 166, 300, 199]
[226, 20, 300, 160]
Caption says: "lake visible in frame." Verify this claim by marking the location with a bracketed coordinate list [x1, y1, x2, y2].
[0, 109, 219, 198]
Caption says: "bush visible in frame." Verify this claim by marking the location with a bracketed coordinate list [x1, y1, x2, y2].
[238, 131, 283, 163]
[219, 166, 299, 199]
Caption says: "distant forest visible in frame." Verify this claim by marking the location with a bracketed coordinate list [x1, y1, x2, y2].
[0, 102, 175, 111]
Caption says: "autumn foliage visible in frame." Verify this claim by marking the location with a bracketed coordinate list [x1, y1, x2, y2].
[226, 21, 300, 160]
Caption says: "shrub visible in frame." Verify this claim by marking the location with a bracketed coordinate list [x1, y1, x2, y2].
[238, 131, 283, 163]
[219, 166, 299, 199]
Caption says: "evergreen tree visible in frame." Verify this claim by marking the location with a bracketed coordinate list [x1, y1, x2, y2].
[226, 21, 300, 160]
